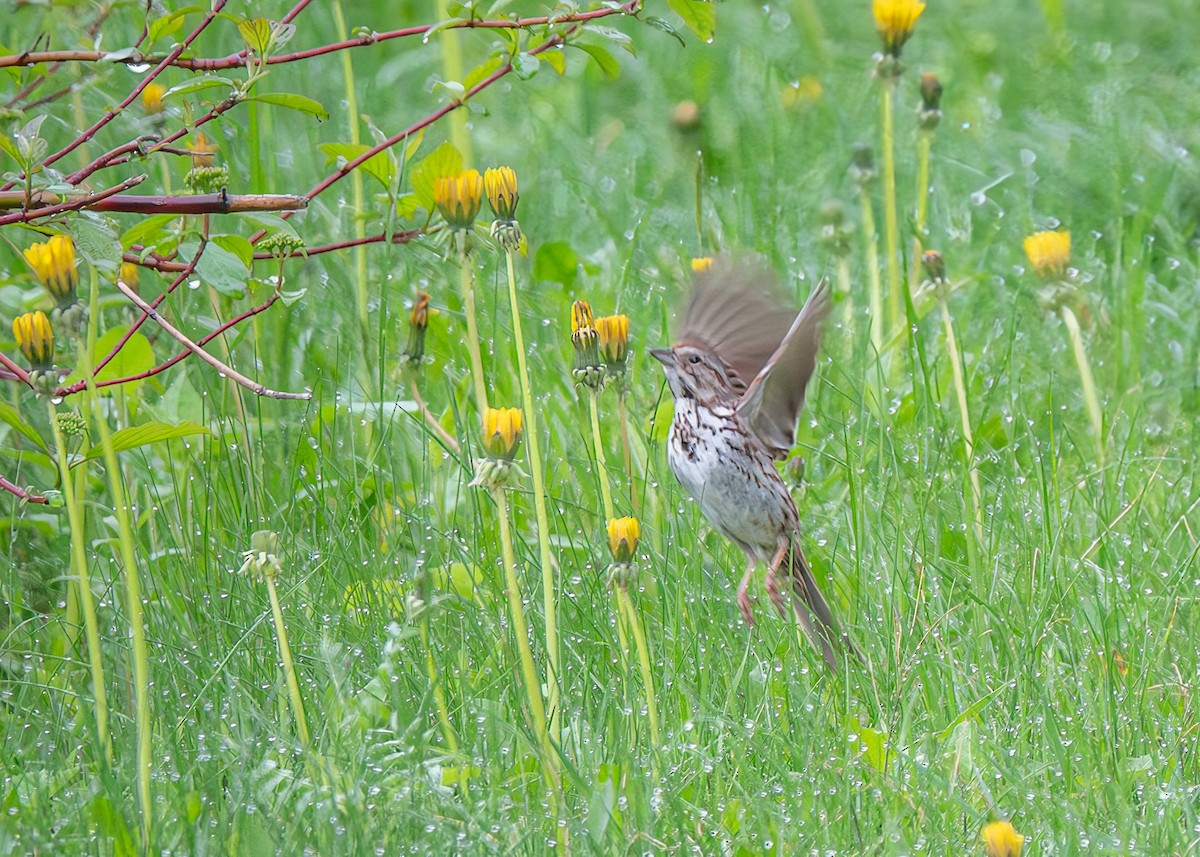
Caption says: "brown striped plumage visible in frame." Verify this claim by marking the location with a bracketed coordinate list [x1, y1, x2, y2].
[651, 258, 858, 670]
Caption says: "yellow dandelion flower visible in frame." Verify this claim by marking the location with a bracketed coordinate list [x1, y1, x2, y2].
[483, 166, 519, 222]
[119, 261, 140, 291]
[606, 517, 640, 564]
[142, 83, 166, 115]
[12, 311, 54, 371]
[1024, 229, 1070, 278]
[595, 314, 629, 368]
[982, 821, 1024, 857]
[691, 257, 714, 273]
[571, 300, 595, 336]
[434, 170, 483, 230]
[481, 407, 523, 460]
[873, 0, 926, 57]
[24, 235, 78, 307]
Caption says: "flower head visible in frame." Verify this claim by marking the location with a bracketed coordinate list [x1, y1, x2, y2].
[606, 517, 640, 564]
[570, 301, 603, 386]
[481, 407, 523, 461]
[918, 71, 943, 129]
[13, 311, 54, 371]
[141, 83, 166, 115]
[571, 300, 595, 336]
[1024, 229, 1070, 278]
[921, 249, 946, 284]
[237, 530, 284, 581]
[691, 257, 713, 274]
[404, 291, 430, 364]
[484, 166, 519, 222]
[119, 261, 140, 292]
[188, 132, 217, 167]
[435, 170, 483, 230]
[24, 235, 78, 307]
[982, 821, 1024, 857]
[873, 0, 926, 57]
[595, 315, 630, 370]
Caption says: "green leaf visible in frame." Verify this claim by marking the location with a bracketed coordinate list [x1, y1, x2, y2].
[408, 142, 463, 212]
[188, 240, 248, 297]
[147, 7, 202, 44]
[69, 215, 123, 273]
[87, 328, 156, 394]
[512, 52, 540, 80]
[247, 93, 329, 121]
[533, 241, 579, 287]
[667, 0, 716, 42]
[79, 421, 208, 465]
[539, 51, 566, 75]
[210, 234, 255, 268]
[163, 78, 237, 99]
[463, 56, 505, 90]
[237, 17, 272, 55]
[236, 212, 301, 241]
[0, 402, 49, 453]
[318, 143, 393, 189]
[121, 215, 178, 252]
[577, 43, 621, 79]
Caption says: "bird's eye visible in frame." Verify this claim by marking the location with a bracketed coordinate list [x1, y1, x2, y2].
[688, 355, 701, 364]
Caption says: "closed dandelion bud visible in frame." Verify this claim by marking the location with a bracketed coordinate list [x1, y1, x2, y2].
[481, 407, 523, 461]
[404, 291, 430, 364]
[873, 0, 926, 59]
[570, 301, 604, 388]
[850, 143, 877, 187]
[921, 249, 946, 285]
[435, 170, 483, 230]
[141, 83, 166, 115]
[24, 235, 78, 308]
[484, 167, 519, 222]
[1024, 229, 1070, 279]
[918, 71, 943, 130]
[595, 314, 629, 372]
[981, 821, 1024, 857]
[605, 516, 640, 588]
[13, 311, 54, 372]
[818, 200, 853, 257]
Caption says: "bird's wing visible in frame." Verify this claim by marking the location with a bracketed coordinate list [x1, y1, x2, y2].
[674, 257, 798, 395]
[736, 279, 830, 458]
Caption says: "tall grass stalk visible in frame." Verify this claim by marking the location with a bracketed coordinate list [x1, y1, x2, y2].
[910, 131, 933, 288]
[937, 287, 984, 545]
[501, 247, 561, 742]
[1061, 305, 1105, 466]
[457, 246, 490, 413]
[615, 585, 659, 746]
[264, 573, 312, 748]
[858, 185, 884, 359]
[48, 401, 110, 762]
[491, 486, 556, 788]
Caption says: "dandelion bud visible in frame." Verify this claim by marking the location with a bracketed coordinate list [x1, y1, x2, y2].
[920, 249, 946, 285]
[570, 301, 604, 388]
[119, 262, 140, 293]
[484, 167, 519, 222]
[595, 314, 629, 372]
[404, 291, 430, 364]
[818, 200, 854, 257]
[480, 407, 523, 461]
[850, 143, 877, 187]
[918, 71, 943, 130]
[606, 517, 640, 564]
[13, 311, 54, 372]
[981, 821, 1024, 857]
[434, 170, 483, 230]
[690, 257, 713, 273]
[188, 132, 217, 167]
[1023, 229, 1070, 278]
[141, 83, 166, 115]
[24, 235, 78, 308]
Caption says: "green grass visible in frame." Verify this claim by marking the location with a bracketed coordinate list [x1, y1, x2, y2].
[3, 1, 1200, 853]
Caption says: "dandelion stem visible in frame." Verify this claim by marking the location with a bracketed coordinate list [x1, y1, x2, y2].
[49, 401, 111, 763]
[502, 246, 561, 744]
[910, 131, 932, 288]
[1061, 304, 1105, 465]
[836, 255, 853, 333]
[616, 586, 659, 746]
[880, 79, 903, 340]
[938, 288, 984, 546]
[265, 574, 312, 748]
[421, 618, 461, 758]
[858, 184, 884, 358]
[491, 486, 557, 787]
[588, 389, 615, 521]
[616, 394, 638, 514]
[457, 244, 489, 412]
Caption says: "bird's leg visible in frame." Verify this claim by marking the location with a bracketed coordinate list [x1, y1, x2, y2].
[765, 540, 791, 618]
[737, 556, 758, 626]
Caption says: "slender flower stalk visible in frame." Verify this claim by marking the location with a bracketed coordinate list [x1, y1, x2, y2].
[435, 170, 489, 412]
[48, 404, 111, 763]
[1062, 304, 1103, 459]
[596, 313, 636, 510]
[910, 73, 942, 287]
[606, 517, 659, 746]
[923, 252, 984, 546]
[818, 201, 855, 332]
[570, 301, 614, 519]
[400, 292, 461, 452]
[486, 168, 563, 743]
[237, 531, 311, 748]
[851, 146, 884, 356]
[588, 392, 615, 521]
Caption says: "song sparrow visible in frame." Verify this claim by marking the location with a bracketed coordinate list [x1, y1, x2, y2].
[651, 258, 858, 669]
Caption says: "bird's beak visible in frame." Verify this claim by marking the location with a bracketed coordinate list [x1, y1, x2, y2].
[649, 348, 672, 365]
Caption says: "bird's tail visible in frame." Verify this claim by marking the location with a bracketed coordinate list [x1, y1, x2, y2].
[781, 541, 861, 670]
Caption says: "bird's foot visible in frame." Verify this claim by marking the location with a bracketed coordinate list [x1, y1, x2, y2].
[765, 569, 788, 618]
[737, 585, 758, 627]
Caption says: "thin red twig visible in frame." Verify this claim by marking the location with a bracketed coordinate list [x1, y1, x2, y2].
[0, 474, 48, 505]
